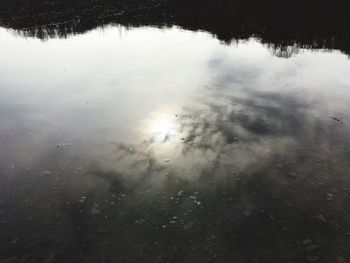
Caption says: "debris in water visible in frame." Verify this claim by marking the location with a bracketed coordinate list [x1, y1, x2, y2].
[56, 143, 72, 148]
[90, 207, 101, 216]
[10, 238, 19, 244]
[134, 219, 146, 225]
[243, 210, 252, 217]
[315, 214, 327, 223]
[306, 255, 319, 262]
[78, 196, 86, 203]
[304, 244, 320, 252]
[302, 239, 313, 246]
[177, 190, 184, 197]
[326, 193, 334, 201]
[95, 226, 110, 234]
[330, 116, 343, 123]
[42, 170, 52, 176]
[55, 213, 62, 219]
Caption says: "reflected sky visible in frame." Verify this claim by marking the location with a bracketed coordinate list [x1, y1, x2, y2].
[1, 25, 350, 165]
[1, 25, 350, 262]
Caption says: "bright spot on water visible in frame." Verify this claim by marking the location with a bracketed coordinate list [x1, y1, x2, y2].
[147, 113, 178, 143]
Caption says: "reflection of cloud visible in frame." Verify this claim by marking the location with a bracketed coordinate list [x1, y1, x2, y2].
[3, 68, 350, 263]
[176, 92, 303, 174]
[145, 113, 178, 143]
[77, 81, 350, 262]
[2, 21, 350, 262]
[93, 86, 310, 185]
[88, 63, 350, 209]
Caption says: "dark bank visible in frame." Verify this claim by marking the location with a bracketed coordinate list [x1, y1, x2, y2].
[1, 0, 350, 55]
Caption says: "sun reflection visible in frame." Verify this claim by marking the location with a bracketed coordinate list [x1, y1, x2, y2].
[146, 113, 178, 143]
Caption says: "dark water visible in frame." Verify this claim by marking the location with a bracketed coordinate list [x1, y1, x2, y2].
[1, 1, 350, 262]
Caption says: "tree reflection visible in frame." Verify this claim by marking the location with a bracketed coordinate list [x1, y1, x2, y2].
[1, 0, 350, 56]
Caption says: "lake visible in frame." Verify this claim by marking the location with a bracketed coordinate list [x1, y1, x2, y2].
[0, 1, 350, 262]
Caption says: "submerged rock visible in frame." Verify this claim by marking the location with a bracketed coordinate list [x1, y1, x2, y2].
[95, 226, 111, 234]
[302, 239, 313, 246]
[90, 207, 101, 216]
[315, 214, 327, 224]
[9, 238, 19, 244]
[177, 190, 184, 197]
[78, 196, 86, 203]
[243, 210, 252, 217]
[134, 219, 146, 225]
[304, 244, 320, 252]
[326, 193, 334, 201]
[42, 170, 52, 176]
[306, 255, 319, 262]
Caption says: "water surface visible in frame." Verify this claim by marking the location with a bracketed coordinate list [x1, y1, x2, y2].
[1, 22, 350, 263]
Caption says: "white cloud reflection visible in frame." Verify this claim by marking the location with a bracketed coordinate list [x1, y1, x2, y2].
[1, 25, 350, 176]
[145, 112, 178, 143]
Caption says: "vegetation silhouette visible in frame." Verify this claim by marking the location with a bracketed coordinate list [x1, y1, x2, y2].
[0, 0, 350, 56]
